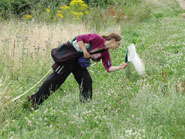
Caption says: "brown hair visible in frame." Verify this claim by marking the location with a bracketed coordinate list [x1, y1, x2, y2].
[102, 33, 122, 41]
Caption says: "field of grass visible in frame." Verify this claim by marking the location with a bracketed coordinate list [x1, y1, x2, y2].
[0, 0, 185, 138]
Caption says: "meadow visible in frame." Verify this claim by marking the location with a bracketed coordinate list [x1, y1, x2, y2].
[0, 0, 185, 138]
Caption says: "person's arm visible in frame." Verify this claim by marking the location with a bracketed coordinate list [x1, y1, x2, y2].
[102, 51, 128, 72]
[77, 41, 90, 58]
[108, 63, 128, 72]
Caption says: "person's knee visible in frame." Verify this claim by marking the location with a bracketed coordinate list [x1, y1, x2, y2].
[83, 76, 92, 86]
[88, 77, 92, 85]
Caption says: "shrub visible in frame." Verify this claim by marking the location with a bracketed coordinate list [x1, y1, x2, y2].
[0, 0, 151, 23]
[0, 0, 68, 18]
[0, 0, 13, 18]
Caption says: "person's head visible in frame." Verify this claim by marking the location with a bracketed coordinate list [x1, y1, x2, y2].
[102, 33, 122, 50]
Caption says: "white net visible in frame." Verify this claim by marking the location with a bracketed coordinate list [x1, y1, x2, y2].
[127, 44, 145, 75]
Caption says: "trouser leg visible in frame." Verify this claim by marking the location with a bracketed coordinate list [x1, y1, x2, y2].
[31, 64, 73, 105]
[72, 67, 93, 102]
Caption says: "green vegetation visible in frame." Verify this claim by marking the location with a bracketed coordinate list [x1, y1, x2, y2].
[0, 0, 185, 138]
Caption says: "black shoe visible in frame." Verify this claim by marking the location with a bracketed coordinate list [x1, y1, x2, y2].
[28, 96, 39, 109]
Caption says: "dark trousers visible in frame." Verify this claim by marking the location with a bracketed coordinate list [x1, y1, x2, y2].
[31, 59, 92, 105]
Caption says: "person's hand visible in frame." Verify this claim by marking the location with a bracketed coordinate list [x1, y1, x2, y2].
[119, 63, 128, 69]
[84, 51, 91, 58]
[78, 41, 91, 58]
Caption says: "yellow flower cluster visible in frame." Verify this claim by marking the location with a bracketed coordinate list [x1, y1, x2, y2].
[70, 0, 88, 9]
[57, 4, 70, 18]
[60, 5, 70, 10]
[69, 0, 88, 19]
[84, 11, 88, 15]
[24, 0, 88, 20]
[57, 13, 64, 18]
[70, 11, 84, 16]
[25, 14, 32, 20]
[46, 8, 50, 13]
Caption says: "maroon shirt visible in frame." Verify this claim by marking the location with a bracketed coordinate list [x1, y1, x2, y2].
[76, 33, 112, 72]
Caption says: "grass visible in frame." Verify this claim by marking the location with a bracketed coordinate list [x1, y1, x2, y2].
[0, 0, 185, 138]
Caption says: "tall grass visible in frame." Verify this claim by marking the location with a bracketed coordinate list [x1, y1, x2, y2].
[0, 19, 121, 131]
[0, 0, 185, 138]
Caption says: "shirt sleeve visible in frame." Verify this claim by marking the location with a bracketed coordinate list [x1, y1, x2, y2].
[102, 51, 112, 72]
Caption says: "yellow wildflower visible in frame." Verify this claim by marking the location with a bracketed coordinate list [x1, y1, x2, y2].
[68, 0, 88, 19]
[77, 12, 84, 16]
[57, 13, 64, 18]
[25, 14, 32, 20]
[57, 10, 62, 13]
[60, 5, 70, 10]
[70, 0, 88, 7]
[70, 1, 75, 6]
[85, 11, 88, 15]
[81, 3, 88, 9]
[76, 16, 80, 20]
[70, 11, 83, 16]
[46, 8, 50, 13]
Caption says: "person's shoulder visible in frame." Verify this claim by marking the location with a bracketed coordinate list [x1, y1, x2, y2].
[78, 33, 104, 42]
[78, 33, 97, 38]
[92, 33, 102, 38]
[91, 33, 104, 41]
[79, 33, 101, 37]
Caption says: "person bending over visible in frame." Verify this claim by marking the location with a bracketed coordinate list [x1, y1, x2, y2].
[29, 33, 128, 106]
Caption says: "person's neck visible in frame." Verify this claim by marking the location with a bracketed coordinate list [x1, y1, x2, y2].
[104, 40, 112, 49]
